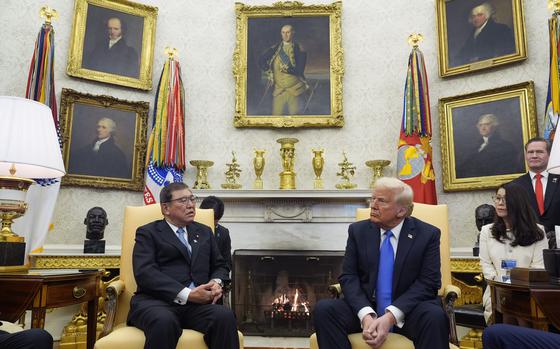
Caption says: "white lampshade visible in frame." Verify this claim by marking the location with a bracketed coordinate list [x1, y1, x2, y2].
[0, 96, 65, 178]
[549, 132, 560, 175]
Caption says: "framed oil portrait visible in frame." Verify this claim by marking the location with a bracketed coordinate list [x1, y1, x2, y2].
[59, 88, 149, 191]
[67, 0, 158, 90]
[233, 1, 344, 128]
[439, 81, 537, 192]
[436, 0, 527, 77]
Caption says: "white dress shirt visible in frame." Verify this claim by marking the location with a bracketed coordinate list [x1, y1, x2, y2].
[357, 219, 406, 328]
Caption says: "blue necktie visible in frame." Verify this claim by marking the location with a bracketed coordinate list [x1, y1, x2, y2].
[176, 227, 192, 257]
[376, 230, 394, 316]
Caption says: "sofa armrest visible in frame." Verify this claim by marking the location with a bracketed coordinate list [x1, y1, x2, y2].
[442, 284, 460, 346]
[99, 279, 125, 339]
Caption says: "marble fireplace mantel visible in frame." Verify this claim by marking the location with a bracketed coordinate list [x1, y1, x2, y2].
[192, 189, 371, 224]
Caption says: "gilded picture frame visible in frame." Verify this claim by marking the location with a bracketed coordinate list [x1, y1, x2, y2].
[436, 0, 527, 77]
[439, 81, 537, 192]
[59, 88, 149, 191]
[233, 1, 344, 128]
[67, 0, 158, 90]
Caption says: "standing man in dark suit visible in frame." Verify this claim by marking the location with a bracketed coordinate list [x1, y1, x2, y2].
[127, 182, 239, 349]
[314, 177, 448, 349]
[510, 137, 560, 244]
[200, 196, 232, 270]
[83, 16, 139, 78]
[455, 2, 515, 66]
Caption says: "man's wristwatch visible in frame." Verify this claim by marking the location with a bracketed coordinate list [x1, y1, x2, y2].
[213, 278, 223, 287]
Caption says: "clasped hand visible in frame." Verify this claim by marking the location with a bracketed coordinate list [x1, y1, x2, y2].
[361, 313, 396, 348]
[187, 281, 223, 304]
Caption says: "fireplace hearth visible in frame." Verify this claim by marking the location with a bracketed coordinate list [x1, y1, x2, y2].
[233, 249, 344, 337]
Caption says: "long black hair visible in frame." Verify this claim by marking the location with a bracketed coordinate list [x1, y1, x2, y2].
[491, 183, 545, 247]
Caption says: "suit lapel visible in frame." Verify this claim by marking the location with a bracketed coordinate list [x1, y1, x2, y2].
[158, 220, 191, 263]
[519, 173, 539, 213]
[187, 224, 201, 265]
[366, 221, 381, 295]
[544, 174, 559, 213]
[392, 217, 415, 296]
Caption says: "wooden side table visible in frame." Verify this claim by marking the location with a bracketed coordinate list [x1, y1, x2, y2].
[487, 279, 560, 331]
[0, 270, 101, 349]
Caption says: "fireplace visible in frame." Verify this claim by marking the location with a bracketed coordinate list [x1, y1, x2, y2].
[232, 249, 344, 337]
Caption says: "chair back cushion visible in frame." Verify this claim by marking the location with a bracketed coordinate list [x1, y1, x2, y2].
[114, 205, 214, 326]
[356, 203, 451, 294]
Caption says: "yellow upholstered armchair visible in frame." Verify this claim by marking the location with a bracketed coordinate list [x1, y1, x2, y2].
[94, 204, 243, 349]
[310, 203, 460, 349]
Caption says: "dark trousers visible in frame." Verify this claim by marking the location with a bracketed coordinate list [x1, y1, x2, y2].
[483, 324, 560, 349]
[313, 298, 448, 349]
[129, 303, 239, 349]
[0, 329, 53, 349]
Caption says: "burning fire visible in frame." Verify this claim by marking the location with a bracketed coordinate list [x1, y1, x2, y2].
[271, 288, 310, 315]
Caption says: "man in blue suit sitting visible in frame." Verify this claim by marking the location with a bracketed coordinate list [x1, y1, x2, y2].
[314, 177, 448, 349]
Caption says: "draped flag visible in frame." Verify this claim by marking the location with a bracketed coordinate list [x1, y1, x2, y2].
[144, 55, 186, 205]
[396, 45, 437, 204]
[544, 12, 560, 142]
[13, 21, 61, 256]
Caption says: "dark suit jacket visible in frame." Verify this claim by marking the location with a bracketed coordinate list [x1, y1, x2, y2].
[84, 38, 139, 78]
[457, 133, 524, 178]
[510, 173, 560, 233]
[69, 137, 130, 179]
[127, 219, 228, 322]
[339, 217, 441, 317]
[258, 41, 307, 78]
[456, 19, 515, 66]
[215, 224, 232, 271]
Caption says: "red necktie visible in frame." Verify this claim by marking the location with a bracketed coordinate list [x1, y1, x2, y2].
[535, 173, 544, 215]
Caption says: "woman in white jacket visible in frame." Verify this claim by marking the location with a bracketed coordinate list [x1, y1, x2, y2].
[479, 183, 548, 324]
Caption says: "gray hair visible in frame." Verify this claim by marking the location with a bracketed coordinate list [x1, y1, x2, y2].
[98, 117, 116, 133]
[477, 113, 499, 127]
[373, 177, 414, 213]
[470, 3, 493, 20]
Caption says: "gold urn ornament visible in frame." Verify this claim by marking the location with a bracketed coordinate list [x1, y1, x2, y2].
[253, 149, 266, 189]
[312, 149, 324, 189]
[277, 138, 298, 189]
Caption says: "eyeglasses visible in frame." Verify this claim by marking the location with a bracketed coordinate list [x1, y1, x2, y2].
[492, 195, 506, 204]
[167, 195, 197, 205]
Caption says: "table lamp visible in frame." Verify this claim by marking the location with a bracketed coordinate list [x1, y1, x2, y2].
[0, 96, 65, 272]
[544, 132, 560, 284]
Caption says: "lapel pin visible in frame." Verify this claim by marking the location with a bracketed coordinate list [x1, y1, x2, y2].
[553, 178, 558, 183]
[408, 234, 413, 239]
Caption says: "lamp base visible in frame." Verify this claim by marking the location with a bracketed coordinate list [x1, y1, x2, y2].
[0, 241, 28, 273]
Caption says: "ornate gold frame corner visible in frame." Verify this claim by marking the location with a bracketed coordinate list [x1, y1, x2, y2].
[67, 0, 158, 90]
[436, 0, 527, 78]
[59, 88, 149, 191]
[439, 81, 537, 192]
[233, 1, 344, 128]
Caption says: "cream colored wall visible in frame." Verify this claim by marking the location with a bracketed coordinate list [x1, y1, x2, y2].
[0, 0, 549, 249]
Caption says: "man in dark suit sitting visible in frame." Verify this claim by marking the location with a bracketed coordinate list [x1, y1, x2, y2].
[510, 137, 560, 246]
[127, 182, 239, 349]
[484, 324, 560, 349]
[314, 177, 448, 349]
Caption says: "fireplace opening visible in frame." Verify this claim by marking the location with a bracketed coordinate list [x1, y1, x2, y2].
[232, 249, 344, 337]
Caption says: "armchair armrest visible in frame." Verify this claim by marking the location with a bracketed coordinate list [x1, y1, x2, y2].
[328, 283, 342, 299]
[442, 284, 461, 346]
[99, 279, 125, 339]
